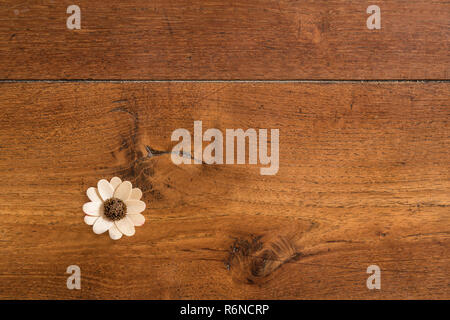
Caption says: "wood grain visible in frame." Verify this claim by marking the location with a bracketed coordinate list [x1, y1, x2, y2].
[0, 0, 449, 80]
[0, 82, 448, 299]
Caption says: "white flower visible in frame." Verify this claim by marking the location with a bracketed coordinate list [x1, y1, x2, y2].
[83, 177, 146, 240]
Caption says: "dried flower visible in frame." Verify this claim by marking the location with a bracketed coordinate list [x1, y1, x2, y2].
[83, 177, 146, 240]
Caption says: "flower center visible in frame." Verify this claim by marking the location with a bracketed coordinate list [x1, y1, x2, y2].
[103, 198, 127, 221]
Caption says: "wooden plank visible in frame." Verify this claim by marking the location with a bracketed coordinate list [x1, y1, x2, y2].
[0, 82, 448, 299]
[0, 0, 448, 80]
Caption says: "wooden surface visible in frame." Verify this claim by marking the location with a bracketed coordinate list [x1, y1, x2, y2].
[0, 0, 449, 80]
[0, 82, 448, 299]
[0, 0, 448, 301]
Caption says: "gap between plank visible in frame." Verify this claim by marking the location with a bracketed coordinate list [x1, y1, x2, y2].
[0, 79, 448, 83]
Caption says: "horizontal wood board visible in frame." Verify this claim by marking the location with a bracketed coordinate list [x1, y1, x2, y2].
[0, 1, 449, 79]
[0, 82, 448, 299]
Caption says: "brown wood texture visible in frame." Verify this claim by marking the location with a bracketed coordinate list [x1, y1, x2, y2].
[0, 82, 448, 299]
[0, 0, 449, 80]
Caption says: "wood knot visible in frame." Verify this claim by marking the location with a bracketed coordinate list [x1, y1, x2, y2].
[225, 235, 300, 285]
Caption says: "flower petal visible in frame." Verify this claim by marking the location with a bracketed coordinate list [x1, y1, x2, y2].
[84, 215, 98, 226]
[97, 179, 114, 201]
[93, 216, 114, 234]
[127, 213, 145, 226]
[110, 177, 122, 190]
[125, 200, 146, 214]
[130, 188, 143, 200]
[86, 187, 102, 203]
[82, 202, 103, 216]
[114, 181, 132, 201]
[115, 216, 135, 236]
[108, 224, 123, 240]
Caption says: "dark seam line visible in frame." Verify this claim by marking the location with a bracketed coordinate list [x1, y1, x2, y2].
[0, 79, 448, 83]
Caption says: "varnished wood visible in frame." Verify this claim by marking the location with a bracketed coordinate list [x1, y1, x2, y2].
[0, 82, 448, 299]
[0, 0, 448, 80]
